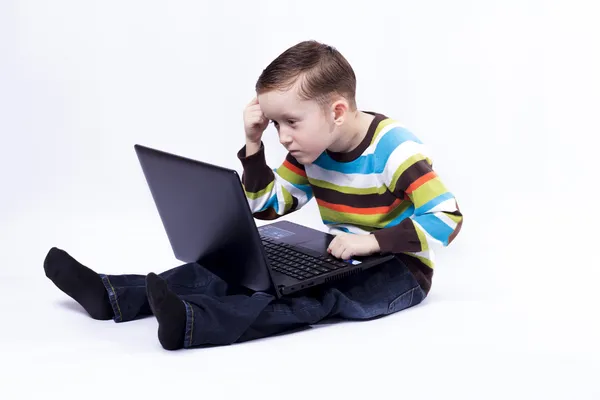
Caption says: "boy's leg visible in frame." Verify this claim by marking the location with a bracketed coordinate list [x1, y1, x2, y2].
[97, 273, 150, 322]
[239, 257, 426, 343]
[148, 256, 426, 349]
[45, 246, 426, 350]
[99, 258, 220, 323]
[43, 247, 219, 324]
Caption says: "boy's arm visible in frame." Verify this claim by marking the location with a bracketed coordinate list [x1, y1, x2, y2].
[237, 141, 314, 220]
[372, 135, 463, 254]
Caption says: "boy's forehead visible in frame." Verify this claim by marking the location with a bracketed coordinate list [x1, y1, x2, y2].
[258, 89, 307, 117]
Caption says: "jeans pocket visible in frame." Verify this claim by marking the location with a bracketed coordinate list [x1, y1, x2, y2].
[387, 286, 420, 314]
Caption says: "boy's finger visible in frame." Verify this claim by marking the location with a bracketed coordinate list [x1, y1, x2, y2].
[341, 249, 353, 260]
[330, 247, 341, 258]
[252, 116, 269, 126]
[251, 109, 267, 119]
[247, 105, 264, 115]
[329, 241, 345, 259]
[248, 97, 259, 106]
[327, 236, 338, 252]
[248, 111, 265, 122]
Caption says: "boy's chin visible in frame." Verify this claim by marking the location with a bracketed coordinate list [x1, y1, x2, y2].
[294, 153, 316, 165]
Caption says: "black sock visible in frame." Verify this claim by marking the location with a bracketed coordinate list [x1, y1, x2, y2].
[145, 273, 186, 350]
[43, 247, 114, 320]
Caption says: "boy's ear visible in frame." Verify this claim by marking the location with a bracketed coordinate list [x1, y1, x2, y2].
[331, 99, 349, 126]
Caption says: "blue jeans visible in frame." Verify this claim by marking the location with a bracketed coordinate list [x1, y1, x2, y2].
[98, 256, 426, 348]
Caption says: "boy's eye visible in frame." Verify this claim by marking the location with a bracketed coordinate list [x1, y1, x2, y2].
[270, 119, 295, 127]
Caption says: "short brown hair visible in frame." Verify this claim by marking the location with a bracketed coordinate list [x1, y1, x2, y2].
[256, 40, 357, 110]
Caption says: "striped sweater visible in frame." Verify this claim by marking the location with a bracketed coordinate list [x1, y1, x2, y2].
[237, 112, 463, 294]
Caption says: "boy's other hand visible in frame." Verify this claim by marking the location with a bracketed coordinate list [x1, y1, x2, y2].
[244, 97, 270, 145]
[327, 233, 381, 260]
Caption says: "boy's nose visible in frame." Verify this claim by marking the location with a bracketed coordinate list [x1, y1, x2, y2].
[279, 132, 293, 146]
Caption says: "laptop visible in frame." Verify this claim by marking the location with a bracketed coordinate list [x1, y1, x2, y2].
[134, 144, 394, 298]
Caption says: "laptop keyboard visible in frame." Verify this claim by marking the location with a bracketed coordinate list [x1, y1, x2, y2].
[261, 237, 351, 281]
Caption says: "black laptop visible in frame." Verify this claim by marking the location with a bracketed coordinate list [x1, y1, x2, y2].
[134, 144, 394, 297]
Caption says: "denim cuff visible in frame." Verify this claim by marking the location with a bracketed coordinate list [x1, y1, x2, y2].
[183, 301, 195, 348]
[99, 274, 123, 322]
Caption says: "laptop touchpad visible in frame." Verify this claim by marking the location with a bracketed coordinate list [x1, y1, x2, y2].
[295, 236, 333, 255]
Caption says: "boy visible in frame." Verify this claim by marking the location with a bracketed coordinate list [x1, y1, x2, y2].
[44, 40, 462, 350]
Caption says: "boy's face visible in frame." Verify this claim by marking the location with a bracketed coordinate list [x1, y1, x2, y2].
[258, 83, 336, 165]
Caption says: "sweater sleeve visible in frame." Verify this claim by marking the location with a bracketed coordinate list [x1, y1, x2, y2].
[237, 141, 314, 220]
[372, 132, 463, 254]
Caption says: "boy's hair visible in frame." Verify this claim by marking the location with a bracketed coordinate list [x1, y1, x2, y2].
[256, 40, 357, 111]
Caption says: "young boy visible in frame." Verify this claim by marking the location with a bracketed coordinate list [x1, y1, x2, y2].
[44, 40, 462, 351]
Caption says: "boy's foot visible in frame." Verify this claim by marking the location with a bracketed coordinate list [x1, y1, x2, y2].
[145, 273, 186, 350]
[43, 247, 114, 320]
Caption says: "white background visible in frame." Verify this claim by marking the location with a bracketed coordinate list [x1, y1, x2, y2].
[1, 0, 599, 398]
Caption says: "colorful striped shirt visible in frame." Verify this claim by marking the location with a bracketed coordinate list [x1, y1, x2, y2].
[237, 112, 463, 293]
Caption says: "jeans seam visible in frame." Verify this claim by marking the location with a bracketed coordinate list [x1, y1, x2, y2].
[99, 274, 123, 322]
[183, 301, 194, 348]
[388, 285, 419, 313]
[408, 287, 415, 307]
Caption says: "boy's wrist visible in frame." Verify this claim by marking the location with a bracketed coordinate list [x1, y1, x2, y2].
[368, 234, 381, 253]
[245, 140, 262, 158]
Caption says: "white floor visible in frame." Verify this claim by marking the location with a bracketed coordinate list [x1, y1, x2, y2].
[1, 205, 598, 400]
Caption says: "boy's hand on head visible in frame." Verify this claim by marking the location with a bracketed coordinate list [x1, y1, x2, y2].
[243, 97, 270, 145]
[327, 233, 381, 260]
